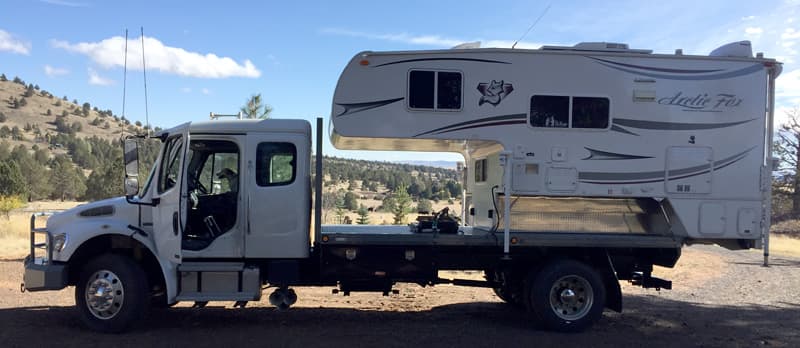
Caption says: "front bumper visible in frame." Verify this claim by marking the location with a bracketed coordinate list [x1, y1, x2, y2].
[22, 212, 67, 292]
[23, 256, 67, 291]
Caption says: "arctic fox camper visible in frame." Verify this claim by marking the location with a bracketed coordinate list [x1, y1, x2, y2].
[23, 41, 780, 333]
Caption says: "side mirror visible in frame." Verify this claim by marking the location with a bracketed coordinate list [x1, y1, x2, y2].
[123, 139, 140, 197]
[124, 177, 139, 197]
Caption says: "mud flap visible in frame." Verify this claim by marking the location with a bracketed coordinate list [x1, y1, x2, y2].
[602, 253, 622, 313]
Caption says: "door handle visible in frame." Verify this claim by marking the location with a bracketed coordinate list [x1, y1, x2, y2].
[172, 212, 179, 235]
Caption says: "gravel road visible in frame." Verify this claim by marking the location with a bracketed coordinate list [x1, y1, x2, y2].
[1, 245, 798, 348]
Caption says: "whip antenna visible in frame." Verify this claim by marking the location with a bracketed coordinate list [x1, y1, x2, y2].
[122, 29, 128, 136]
[512, 3, 552, 49]
[140, 27, 150, 135]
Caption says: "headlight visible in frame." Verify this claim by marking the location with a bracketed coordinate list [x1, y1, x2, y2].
[52, 233, 67, 252]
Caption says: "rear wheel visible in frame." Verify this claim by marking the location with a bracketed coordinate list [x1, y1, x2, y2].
[526, 259, 605, 332]
[75, 254, 150, 333]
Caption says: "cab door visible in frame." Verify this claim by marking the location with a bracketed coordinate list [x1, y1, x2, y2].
[244, 132, 310, 258]
[152, 123, 190, 264]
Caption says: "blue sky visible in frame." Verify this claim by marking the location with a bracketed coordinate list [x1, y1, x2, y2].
[1, 0, 798, 162]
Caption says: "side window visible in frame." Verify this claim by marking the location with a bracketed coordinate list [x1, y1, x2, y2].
[409, 71, 435, 109]
[529, 95, 609, 129]
[197, 151, 239, 194]
[256, 142, 296, 186]
[572, 97, 609, 129]
[158, 135, 183, 194]
[408, 70, 462, 111]
[530, 95, 569, 128]
[474, 159, 487, 183]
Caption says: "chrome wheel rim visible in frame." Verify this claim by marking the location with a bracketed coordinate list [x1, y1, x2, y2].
[85, 270, 125, 320]
[549, 275, 593, 321]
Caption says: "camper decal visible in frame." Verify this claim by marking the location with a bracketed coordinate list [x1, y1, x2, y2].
[657, 92, 742, 112]
[477, 80, 514, 106]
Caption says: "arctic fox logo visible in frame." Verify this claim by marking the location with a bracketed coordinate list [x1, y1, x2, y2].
[477, 80, 514, 106]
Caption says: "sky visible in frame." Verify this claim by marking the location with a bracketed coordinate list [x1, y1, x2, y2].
[0, 0, 799, 162]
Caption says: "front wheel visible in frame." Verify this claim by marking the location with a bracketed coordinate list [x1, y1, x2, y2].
[526, 259, 606, 332]
[75, 254, 150, 333]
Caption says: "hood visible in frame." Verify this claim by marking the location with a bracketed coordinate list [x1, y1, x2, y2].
[46, 197, 132, 231]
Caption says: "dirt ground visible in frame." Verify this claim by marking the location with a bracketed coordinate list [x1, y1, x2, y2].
[0, 245, 798, 348]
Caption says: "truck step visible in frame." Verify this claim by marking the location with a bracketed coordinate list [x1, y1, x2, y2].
[178, 262, 245, 272]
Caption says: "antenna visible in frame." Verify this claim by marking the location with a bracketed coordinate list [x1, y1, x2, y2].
[122, 29, 128, 136]
[511, 3, 552, 49]
[140, 27, 150, 135]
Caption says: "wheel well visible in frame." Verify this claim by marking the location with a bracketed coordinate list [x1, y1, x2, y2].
[67, 235, 165, 294]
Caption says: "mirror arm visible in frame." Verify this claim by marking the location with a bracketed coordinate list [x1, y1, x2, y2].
[125, 196, 160, 207]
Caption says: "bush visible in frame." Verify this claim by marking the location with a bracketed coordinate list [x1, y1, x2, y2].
[0, 195, 24, 219]
[0, 112, 6, 122]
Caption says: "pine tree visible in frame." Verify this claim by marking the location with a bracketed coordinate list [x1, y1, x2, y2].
[356, 205, 370, 224]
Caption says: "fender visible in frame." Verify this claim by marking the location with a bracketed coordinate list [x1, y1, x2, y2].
[55, 219, 178, 302]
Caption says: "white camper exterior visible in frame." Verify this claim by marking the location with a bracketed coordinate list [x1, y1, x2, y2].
[331, 41, 781, 246]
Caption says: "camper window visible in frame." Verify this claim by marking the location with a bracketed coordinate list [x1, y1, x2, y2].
[475, 159, 487, 182]
[437, 72, 462, 110]
[256, 142, 297, 186]
[529, 95, 610, 129]
[409, 70, 435, 109]
[572, 97, 609, 129]
[408, 70, 462, 111]
[530, 95, 569, 128]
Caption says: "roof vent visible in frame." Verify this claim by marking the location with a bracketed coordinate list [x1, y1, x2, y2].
[709, 41, 753, 58]
[541, 42, 652, 54]
[451, 41, 481, 49]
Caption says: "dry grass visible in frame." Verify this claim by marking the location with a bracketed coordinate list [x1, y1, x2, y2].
[767, 234, 800, 258]
[0, 201, 82, 260]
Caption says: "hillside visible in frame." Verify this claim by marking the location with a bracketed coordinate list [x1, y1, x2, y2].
[0, 74, 147, 150]
[0, 74, 461, 221]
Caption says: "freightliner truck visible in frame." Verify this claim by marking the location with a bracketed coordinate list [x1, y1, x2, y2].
[22, 41, 779, 333]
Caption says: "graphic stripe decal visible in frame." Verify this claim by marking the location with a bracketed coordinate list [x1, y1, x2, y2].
[374, 57, 511, 67]
[593, 59, 763, 80]
[610, 125, 640, 136]
[588, 57, 724, 74]
[613, 118, 757, 130]
[578, 147, 754, 184]
[582, 147, 653, 160]
[335, 97, 404, 117]
[414, 113, 527, 136]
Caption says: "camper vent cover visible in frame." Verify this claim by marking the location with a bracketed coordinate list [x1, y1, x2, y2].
[541, 42, 652, 54]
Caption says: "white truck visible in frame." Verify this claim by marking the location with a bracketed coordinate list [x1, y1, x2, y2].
[23, 40, 780, 333]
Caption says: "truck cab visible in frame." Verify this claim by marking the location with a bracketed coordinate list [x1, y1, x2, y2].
[25, 119, 313, 332]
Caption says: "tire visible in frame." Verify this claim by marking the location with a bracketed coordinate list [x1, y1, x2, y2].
[525, 259, 606, 332]
[75, 254, 150, 333]
[486, 270, 525, 308]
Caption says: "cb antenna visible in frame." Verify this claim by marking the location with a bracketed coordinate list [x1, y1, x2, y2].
[140, 27, 151, 135]
[121, 29, 128, 136]
[511, 3, 552, 49]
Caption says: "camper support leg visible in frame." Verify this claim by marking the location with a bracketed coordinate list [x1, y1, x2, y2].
[763, 66, 778, 267]
[499, 151, 512, 257]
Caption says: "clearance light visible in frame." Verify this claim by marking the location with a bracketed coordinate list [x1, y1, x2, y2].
[322, 235, 329, 242]
[510, 237, 519, 245]
[359, 60, 370, 66]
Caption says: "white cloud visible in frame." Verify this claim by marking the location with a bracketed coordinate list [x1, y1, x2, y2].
[88, 68, 114, 86]
[745, 27, 764, 36]
[742, 15, 756, 21]
[320, 27, 543, 49]
[52, 35, 261, 79]
[201, 88, 210, 95]
[44, 64, 69, 77]
[40, 0, 88, 7]
[180, 87, 192, 93]
[0, 29, 31, 55]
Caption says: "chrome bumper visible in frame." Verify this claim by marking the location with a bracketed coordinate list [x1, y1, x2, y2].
[22, 212, 67, 292]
